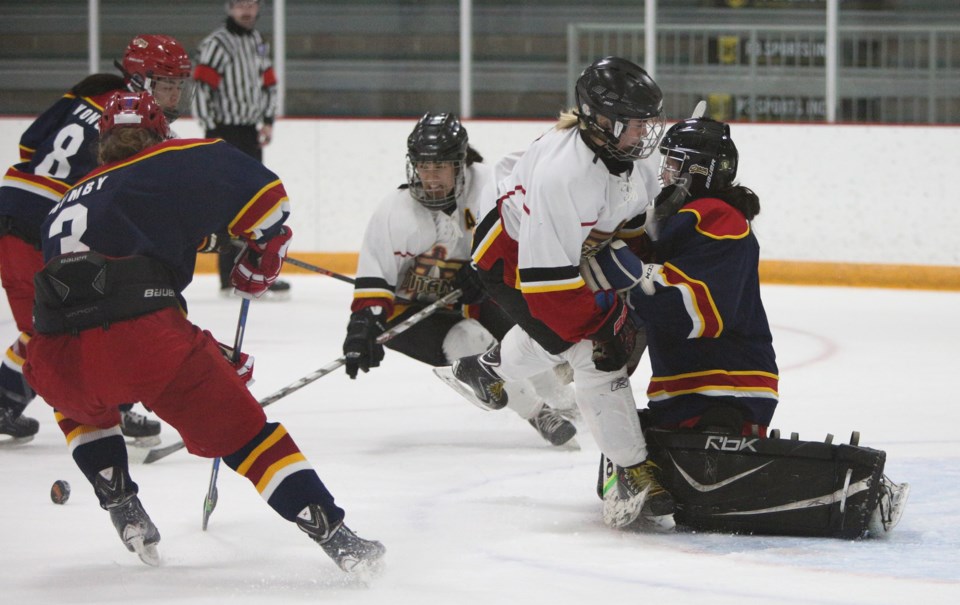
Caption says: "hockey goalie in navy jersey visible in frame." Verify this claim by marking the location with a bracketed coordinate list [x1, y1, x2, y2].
[586, 117, 908, 538]
[0, 34, 192, 444]
[22, 92, 385, 573]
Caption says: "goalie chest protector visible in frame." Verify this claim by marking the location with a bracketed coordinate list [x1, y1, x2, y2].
[644, 429, 886, 539]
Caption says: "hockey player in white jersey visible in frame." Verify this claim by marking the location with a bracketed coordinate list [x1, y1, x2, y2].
[448, 57, 676, 530]
[342, 113, 577, 447]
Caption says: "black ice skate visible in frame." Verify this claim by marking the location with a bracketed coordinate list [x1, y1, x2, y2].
[94, 466, 161, 566]
[0, 407, 39, 446]
[528, 403, 578, 447]
[601, 457, 676, 532]
[296, 504, 386, 576]
[120, 408, 161, 447]
[449, 346, 508, 410]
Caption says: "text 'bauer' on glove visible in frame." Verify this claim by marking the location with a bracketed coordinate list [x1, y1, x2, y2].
[342, 306, 387, 379]
[230, 226, 293, 299]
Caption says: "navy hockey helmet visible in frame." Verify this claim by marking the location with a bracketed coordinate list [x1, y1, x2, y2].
[575, 56, 665, 162]
[406, 113, 469, 210]
[658, 117, 738, 197]
[98, 91, 170, 140]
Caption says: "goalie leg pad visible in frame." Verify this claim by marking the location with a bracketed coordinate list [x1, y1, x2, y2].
[641, 429, 892, 539]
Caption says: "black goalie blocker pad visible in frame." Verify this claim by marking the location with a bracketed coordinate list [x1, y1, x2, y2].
[639, 429, 887, 539]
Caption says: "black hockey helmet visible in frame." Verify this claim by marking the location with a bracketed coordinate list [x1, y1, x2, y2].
[575, 56, 665, 162]
[658, 117, 739, 198]
[406, 113, 469, 210]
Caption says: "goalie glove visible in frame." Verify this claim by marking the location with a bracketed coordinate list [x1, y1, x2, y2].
[230, 226, 293, 299]
[343, 306, 386, 379]
[217, 342, 255, 387]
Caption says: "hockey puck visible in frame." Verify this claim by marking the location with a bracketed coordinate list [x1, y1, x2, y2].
[50, 479, 71, 504]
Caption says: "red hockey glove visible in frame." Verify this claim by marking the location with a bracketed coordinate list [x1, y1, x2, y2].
[230, 226, 293, 299]
[217, 342, 255, 387]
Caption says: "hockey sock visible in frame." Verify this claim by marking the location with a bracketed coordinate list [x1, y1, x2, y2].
[55, 411, 135, 501]
[222, 421, 344, 523]
[0, 333, 35, 416]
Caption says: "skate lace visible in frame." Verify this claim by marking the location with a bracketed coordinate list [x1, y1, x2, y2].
[122, 411, 149, 428]
[624, 461, 666, 497]
[535, 408, 567, 434]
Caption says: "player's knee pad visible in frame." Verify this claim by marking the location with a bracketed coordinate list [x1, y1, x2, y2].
[643, 428, 891, 539]
[442, 319, 496, 363]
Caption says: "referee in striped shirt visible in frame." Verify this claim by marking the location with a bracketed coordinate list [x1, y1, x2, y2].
[192, 0, 290, 299]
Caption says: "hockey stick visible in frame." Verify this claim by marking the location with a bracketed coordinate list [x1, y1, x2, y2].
[201, 297, 250, 530]
[284, 256, 356, 285]
[142, 289, 463, 465]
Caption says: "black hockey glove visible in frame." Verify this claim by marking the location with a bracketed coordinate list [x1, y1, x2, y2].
[452, 262, 487, 305]
[589, 294, 639, 372]
[343, 307, 387, 379]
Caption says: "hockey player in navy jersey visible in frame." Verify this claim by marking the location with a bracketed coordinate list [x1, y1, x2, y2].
[446, 57, 676, 531]
[22, 91, 385, 573]
[0, 34, 191, 444]
[342, 113, 577, 447]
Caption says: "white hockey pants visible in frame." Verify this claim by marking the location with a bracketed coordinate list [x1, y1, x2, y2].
[496, 325, 648, 466]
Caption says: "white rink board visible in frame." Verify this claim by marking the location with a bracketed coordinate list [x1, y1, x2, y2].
[2, 117, 958, 266]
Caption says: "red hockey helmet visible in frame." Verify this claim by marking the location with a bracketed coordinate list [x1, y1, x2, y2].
[98, 91, 170, 139]
[119, 35, 192, 121]
[122, 35, 191, 83]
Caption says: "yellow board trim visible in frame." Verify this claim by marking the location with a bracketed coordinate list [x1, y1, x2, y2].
[194, 254, 960, 292]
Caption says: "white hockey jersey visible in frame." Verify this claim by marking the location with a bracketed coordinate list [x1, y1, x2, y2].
[473, 125, 660, 342]
[351, 163, 494, 315]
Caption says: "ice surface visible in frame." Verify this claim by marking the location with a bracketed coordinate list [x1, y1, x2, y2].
[2, 275, 958, 604]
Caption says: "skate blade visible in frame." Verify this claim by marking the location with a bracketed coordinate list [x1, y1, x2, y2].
[343, 554, 386, 582]
[601, 485, 650, 529]
[635, 513, 676, 533]
[260, 290, 291, 302]
[552, 435, 580, 451]
[0, 434, 35, 447]
[127, 435, 161, 448]
[433, 367, 498, 411]
[129, 536, 161, 567]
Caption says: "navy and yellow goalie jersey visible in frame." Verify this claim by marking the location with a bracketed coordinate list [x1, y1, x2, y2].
[42, 138, 290, 296]
[629, 196, 779, 427]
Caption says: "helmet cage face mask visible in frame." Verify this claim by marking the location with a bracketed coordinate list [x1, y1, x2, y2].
[405, 158, 465, 211]
[121, 35, 193, 122]
[581, 112, 665, 162]
[657, 118, 738, 196]
[406, 113, 468, 210]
